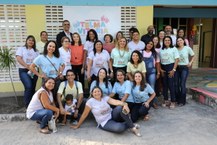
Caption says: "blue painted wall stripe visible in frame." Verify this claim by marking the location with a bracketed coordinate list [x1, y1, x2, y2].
[0, 0, 217, 6]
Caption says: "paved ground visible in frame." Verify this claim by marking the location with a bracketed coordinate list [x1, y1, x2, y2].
[1, 99, 217, 145]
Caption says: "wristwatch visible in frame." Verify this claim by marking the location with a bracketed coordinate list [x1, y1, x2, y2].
[173, 68, 176, 72]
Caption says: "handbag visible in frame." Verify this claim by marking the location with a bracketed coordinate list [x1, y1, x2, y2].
[48, 115, 57, 133]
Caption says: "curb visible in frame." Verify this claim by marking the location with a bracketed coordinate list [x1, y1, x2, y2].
[0, 113, 27, 122]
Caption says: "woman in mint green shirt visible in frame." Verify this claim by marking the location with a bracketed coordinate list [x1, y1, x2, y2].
[175, 37, 194, 106]
[159, 36, 179, 109]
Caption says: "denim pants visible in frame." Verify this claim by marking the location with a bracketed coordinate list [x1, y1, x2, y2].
[30, 109, 53, 129]
[19, 68, 38, 108]
[130, 102, 152, 122]
[161, 63, 176, 102]
[99, 106, 134, 133]
[175, 65, 189, 105]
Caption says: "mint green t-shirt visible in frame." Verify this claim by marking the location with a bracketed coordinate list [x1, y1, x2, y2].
[159, 47, 180, 65]
[177, 46, 195, 65]
[111, 48, 131, 67]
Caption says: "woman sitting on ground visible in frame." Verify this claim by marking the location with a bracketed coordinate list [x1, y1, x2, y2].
[71, 86, 141, 137]
[26, 78, 59, 134]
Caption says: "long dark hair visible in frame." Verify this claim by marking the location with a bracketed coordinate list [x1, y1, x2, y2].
[25, 35, 36, 52]
[96, 68, 109, 89]
[152, 36, 161, 49]
[86, 29, 98, 42]
[43, 40, 60, 58]
[162, 36, 173, 50]
[130, 50, 143, 64]
[132, 71, 146, 91]
[93, 40, 103, 56]
[144, 40, 157, 60]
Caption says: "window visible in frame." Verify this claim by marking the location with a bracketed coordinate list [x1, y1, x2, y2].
[45, 6, 63, 40]
[0, 5, 27, 82]
[121, 7, 137, 39]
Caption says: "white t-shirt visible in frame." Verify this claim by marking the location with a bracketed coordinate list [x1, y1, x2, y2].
[127, 41, 145, 52]
[59, 47, 71, 75]
[84, 41, 94, 56]
[26, 87, 54, 119]
[86, 96, 112, 127]
[36, 41, 46, 54]
[64, 99, 77, 113]
[16, 47, 39, 68]
[88, 50, 110, 76]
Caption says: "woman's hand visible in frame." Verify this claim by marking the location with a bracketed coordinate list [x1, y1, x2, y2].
[109, 72, 114, 79]
[71, 125, 79, 129]
[122, 103, 130, 114]
[81, 67, 84, 74]
[143, 102, 149, 108]
[54, 109, 60, 120]
[168, 70, 175, 78]
[160, 69, 165, 77]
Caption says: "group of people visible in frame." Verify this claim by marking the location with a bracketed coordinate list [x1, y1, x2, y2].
[15, 19, 195, 135]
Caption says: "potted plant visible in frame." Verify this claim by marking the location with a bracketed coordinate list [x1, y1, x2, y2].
[0, 47, 18, 105]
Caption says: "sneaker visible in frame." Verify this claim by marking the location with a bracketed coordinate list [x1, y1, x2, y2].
[130, 127, 141, 137]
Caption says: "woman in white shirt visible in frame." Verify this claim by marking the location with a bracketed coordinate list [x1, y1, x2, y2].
[26, 78, 59, 134]
[71, 86, 141, 137]
[87, 40, 113, 84]
[16, 35, 39, 108]
[59, 36, 71, 79]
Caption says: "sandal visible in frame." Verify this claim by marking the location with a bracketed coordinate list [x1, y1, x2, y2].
[169, 102, 175, 109]
[130, 127, 141, 137]
[133, 123, 140, 129]
[144, 115, 150, 121]
[40, 128, 50, 134]
[162, 100, 170, 107]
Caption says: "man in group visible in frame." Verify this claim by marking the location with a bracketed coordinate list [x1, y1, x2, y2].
[141, 25, 156, 45]
[56, 20, 73, 48]
[128, 27, 139, 42]
[57, 69, 85, 118]
[36, 31, 48, 54]
[164, 25, 176, 46]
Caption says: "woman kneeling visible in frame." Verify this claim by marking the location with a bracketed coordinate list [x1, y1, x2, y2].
[26, 78, 59, 134]
[71, 86, 141, 137]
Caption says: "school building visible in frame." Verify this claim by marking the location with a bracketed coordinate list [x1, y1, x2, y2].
[0, 0, 217, 96]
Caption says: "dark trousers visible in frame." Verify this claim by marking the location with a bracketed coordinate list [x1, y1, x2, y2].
[71, 64, 84, 89]
[175, 65, 189, 105]
[161, 63, 176, 102]
[130, 102, 152, 123]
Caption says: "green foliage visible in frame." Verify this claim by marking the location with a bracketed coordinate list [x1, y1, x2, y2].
[0, 47, 16, 70]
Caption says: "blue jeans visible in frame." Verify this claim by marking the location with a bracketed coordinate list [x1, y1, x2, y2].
[146, 71, 157, 104]
[19, 68, 38, 108]
[161, 63, 176, 102]
[99, 106, 134, 133]
[30, 109, 53, 129]
[175, 65, 189, 105]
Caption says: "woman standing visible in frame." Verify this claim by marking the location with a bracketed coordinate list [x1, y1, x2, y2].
[142, 40, 160, 108]
[71, 86, 141, 137]
[158, 30, 165, 49]
[114, 31, 124, 46]
[103, 34, 115, 54]
[70, 32, 85, 87]
[26, 78, 59, 134]
[177, 29, 189, 46]
[59, 36, 71, 79]
[127, 50, 146, 81]
[87, 40, 113, 83]
[175, 37, 194, 106]
[111, 37, 131, 76]
[130, 71, 155, 122]
[90, 68, 112, 97]
[16, 35, 39, 108]
[159, 36, 179, 109]
[30, 40, 65, 102]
